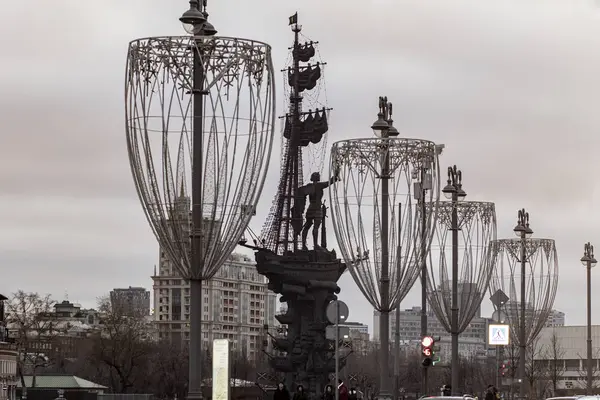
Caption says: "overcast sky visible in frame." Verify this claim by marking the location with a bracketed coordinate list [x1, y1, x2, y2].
[1, 0, 600, 332]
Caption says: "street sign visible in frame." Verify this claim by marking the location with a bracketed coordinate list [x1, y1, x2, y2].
[326, 300, 349, 324]
[490, 290, 509, 307]
[491, 310, 508, 324]
[488, 324, 510, 345]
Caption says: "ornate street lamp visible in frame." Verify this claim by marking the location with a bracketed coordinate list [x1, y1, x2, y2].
[330, 96, 441, 400]
[124, 1, 276, 398]
[425, 166, 496, 394]
[489, 210, 559, 400]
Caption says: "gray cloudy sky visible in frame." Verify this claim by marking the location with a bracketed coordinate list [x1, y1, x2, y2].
[1, 0, 600, 331]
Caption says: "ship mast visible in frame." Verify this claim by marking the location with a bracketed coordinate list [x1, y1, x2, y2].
[260, 12, 329, 254]
[285, 19, 302, 252]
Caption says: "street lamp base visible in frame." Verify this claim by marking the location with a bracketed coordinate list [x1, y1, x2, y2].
[187, 391, 203, 400]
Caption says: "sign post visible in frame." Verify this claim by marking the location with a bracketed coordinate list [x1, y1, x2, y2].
[326, 300, 349, 400]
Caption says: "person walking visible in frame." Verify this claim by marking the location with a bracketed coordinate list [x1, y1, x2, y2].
[338, 380, 349, 400]
[348, 388, 358, 400]
[324, 385, 335, 400]
[485, 385, 495, 400]
[293, 385, 307, 400]
[275, 383, 291, 400]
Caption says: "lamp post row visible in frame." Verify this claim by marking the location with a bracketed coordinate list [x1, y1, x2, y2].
[368, 97, 587, 398]
[174, 0, 586, 390]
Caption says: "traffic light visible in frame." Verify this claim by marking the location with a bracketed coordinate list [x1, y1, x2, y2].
[421, 335, 434, 366]
[499, 360, 509, 376]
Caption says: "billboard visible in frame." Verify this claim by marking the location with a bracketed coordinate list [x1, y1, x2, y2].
[488, 324, 510, 346]
[212, 339, 231, 400]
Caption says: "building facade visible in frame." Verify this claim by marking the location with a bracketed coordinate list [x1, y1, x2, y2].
[501, 302, 565, 328]
[545, 310, 566, 327]
[0, 295, 17, 400]
[339, 322, 370, 355]
[373, 307, 488, 343]
[374, 306, 489, 359]
[153, 252, 277, 360]
[533, 325, 600, 392]
[110, 286, 151, 317]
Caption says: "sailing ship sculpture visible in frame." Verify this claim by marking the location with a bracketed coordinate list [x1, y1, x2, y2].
[243, 13, 346, 397]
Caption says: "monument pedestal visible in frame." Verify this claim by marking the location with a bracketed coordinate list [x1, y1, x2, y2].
[255, 247, 346, 398]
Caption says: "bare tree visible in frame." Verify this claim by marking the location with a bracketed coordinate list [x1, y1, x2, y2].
[87, 295, 153, 393]
[149, 340, 188, 399]
[525, 339, 549, 400]
[231, 348, 254, 381]
[345, 350, 379, 398]
[576, 348, 600, 391]
[543, 331, 566, 396]
[5, 291, 64, 392]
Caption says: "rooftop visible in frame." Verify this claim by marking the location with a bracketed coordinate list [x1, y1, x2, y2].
[18, 375, 107, 390]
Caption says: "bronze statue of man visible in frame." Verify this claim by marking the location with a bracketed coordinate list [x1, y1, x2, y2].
[297, 169, 339, 250]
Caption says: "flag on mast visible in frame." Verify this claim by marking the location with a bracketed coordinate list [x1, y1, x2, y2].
[289, 12, 298, 25]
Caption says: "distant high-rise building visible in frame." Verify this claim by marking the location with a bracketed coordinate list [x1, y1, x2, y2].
[430, 281, 483, 319]
[339, 321, 369, 335]
[501, 301, 565, 328]
[373, 306, 488, 343]
[374, 306, 489, 360]
[545, 309, 565, 327]
[338, 321, 370, 355]
[153, 253, 277, 360]
[110, 287, 151, 317]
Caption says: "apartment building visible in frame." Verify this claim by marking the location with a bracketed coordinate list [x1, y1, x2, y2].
[153, 252, 277, 360]
[501, 302, 565, 328]
[110, 286, 151, 317]
[373, 306, 488, 343]
[339, 322, 370, 355]
[373, 306, 489, 359]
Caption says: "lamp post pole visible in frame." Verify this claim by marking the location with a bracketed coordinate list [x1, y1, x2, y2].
[394, 203, 403, 400]
[490, 289, 509, 393]
[420, 172, 429, 396]
[178, 2, 217, 399]
[513, 209, 533, 400]
[441, 166, 466, 395]
[417, 145, 443, 396]
[371, 97, 400, 400]
[581, 242, 597, 394]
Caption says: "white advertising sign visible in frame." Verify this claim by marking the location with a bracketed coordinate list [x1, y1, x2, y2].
[212, 339, 231, 400]
[488, 324, 510, 346]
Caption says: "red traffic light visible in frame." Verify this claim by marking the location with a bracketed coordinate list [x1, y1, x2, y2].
[421, 336, 434, 347]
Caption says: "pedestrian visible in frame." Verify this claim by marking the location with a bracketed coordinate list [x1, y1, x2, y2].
[442, 385, 451, 396]
[338, 380, 348, 400]
[275, 382, 291, 400]
[348, 388, 358, 400]
[492, 386, 500, 400]
[484, 385, 495, 400]
[324, 385, 335, 400]
[293, 385, 307, 400]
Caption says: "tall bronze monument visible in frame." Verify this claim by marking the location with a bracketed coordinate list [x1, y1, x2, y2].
[244, 13, 345, 397]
